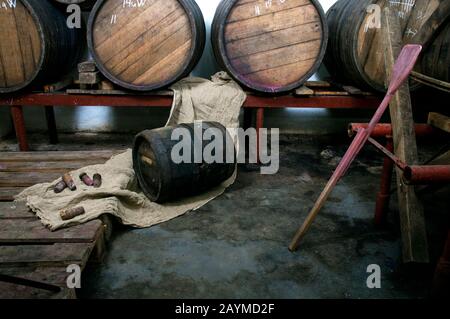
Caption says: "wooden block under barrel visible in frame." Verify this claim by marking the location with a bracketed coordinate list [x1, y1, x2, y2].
[79, 72, 101, 85]
[383, 7, 429, 264]
[78, 61, 97, 73]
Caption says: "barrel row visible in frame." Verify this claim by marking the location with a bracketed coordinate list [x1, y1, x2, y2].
[0, 0, 449, 94]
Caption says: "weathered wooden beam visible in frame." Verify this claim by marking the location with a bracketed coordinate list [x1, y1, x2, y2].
[383, 7, 429, 263]
[428, 113, 450, 133]
[295, 86, 314, 96]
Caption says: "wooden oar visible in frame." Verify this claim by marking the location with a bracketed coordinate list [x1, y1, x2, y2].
[289, 45, 423, 252]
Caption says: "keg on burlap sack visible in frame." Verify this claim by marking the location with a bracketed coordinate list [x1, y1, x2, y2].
[212, 0, 328, 94]
[0, 0, 83, 93]
[324, 0, 450, 92]
[87, 0, 206, 91]
[133, 122, 236, 203]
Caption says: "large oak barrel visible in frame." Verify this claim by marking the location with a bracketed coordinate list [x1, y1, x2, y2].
[324, 0, 450, 92]
[87, 0, 206, 91]
[421, 22, 450, 82]
[212, 0, 328, 94]
[0, 0, 82, 94]
[133, 122, 236, 203]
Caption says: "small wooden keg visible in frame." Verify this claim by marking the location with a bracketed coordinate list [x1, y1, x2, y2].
[133, 122, 236, 203]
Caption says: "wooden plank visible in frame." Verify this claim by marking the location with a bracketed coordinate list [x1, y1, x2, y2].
[99, 80, 115, 91]
[0, 281, 75, 299]
[0, 219, 102, 244]
[314, 91, 350, 96]
[430, 151, 450, 166]
[0, 172, 63, 187]
[0, 243, 92, 268]
[383, 8, 429, 263]
[0, 202, 34, 219]
[0, 266, 79, 299]
[0, 160, 107, 173]
[304, 80, 331, 88]
[0, 188, 24, 202]
[411, 71, 450, 92]
[295, 86, 314, 96]
[44, 76, 74, 93]
[0, 151, 119, 162]
[66, 88, 173, 96]
[428, 113, 450, 133]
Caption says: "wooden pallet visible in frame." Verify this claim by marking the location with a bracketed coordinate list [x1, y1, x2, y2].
[295, 81, 375, 97]
[0, 150, 118, 298]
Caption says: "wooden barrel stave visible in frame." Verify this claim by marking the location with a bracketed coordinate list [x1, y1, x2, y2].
[87, 0, 206, 91]
[212, 0, 328, 94]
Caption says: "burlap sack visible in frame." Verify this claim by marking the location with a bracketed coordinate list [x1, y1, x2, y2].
[15, 72, 246, 231]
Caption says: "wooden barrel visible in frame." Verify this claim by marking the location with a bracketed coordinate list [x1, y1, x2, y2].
[421, 22, 450, 82]
[133, 122, 236, 203]
[0, 0, 82, 94]
[324, 0, 450, 92]
[211, 0, 328, 94]
[87, 0, 206, 91]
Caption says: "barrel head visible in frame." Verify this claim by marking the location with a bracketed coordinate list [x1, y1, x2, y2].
[89, 0, 204, 91]
[0, 0, 42, 93]
[214, 0, 328, 93]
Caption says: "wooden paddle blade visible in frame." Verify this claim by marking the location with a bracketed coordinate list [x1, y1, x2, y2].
[388, 44, 422, 94]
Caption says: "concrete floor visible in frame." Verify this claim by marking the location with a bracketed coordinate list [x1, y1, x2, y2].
[1, 133, 448, 299]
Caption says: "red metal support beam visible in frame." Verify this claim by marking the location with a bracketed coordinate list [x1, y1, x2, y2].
[349, 123, 436, 138]
[369, 137, 450, 185]
[0, 93, 383, 152]
[368, 137, 409, 171]
[404, 165, 450, 185]
[0, 93, 382, 109]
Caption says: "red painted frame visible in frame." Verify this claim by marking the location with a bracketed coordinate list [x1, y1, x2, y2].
[1, 93, 382, 151]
